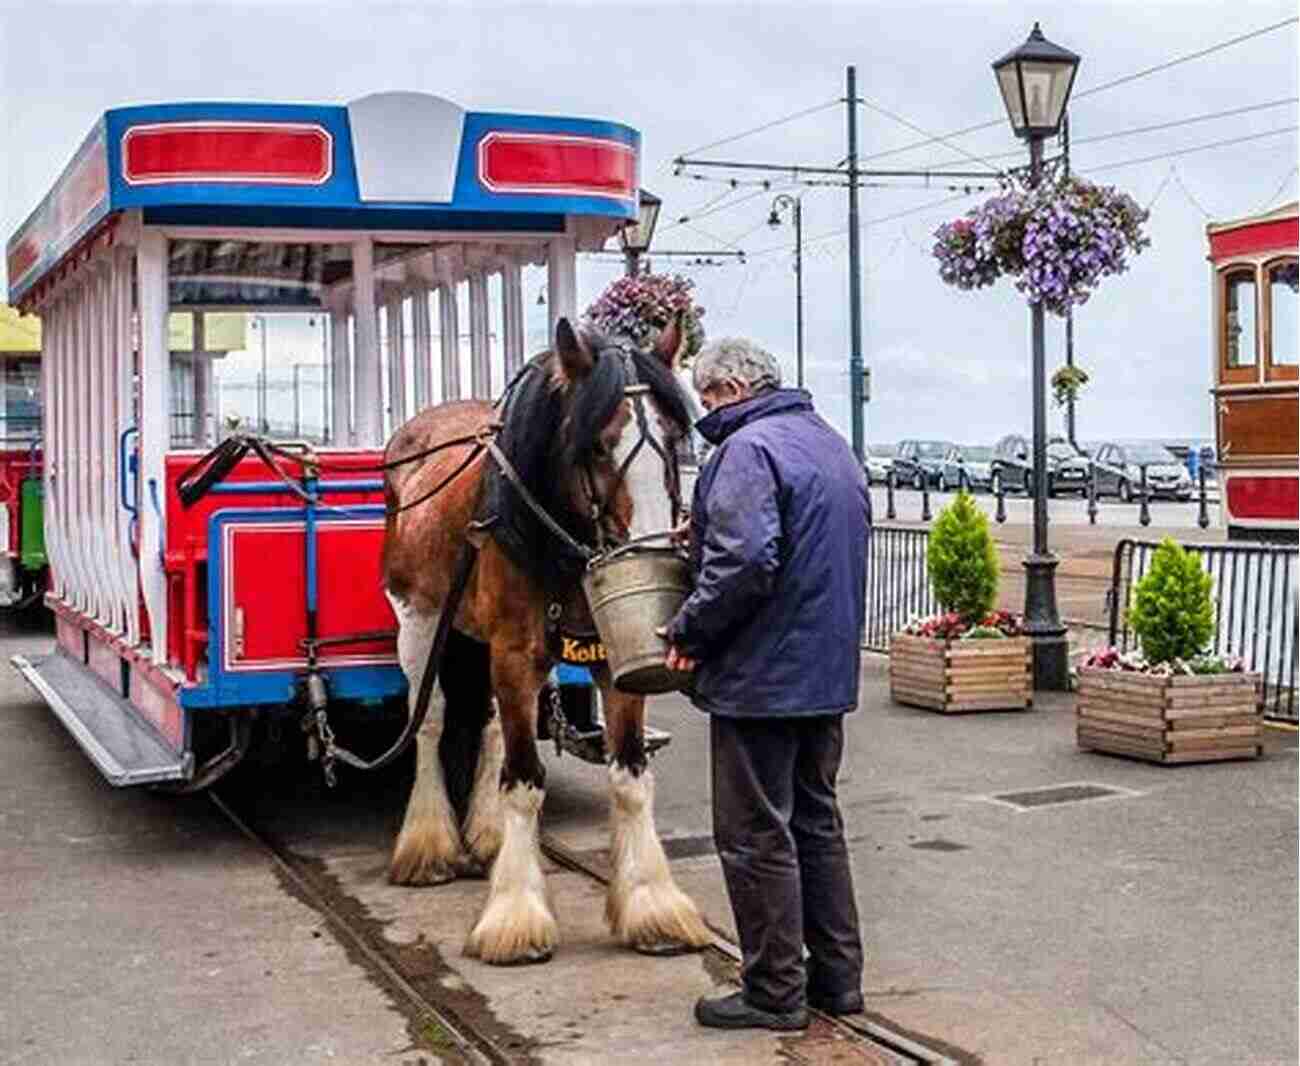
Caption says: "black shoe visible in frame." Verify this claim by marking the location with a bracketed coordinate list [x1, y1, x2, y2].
[807, 989, 865, 1016]
[694, 991, 809, 1031]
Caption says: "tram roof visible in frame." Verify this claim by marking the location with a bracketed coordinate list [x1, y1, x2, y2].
[1205, 200, 1297, 263]
[7, 92, 640, 307]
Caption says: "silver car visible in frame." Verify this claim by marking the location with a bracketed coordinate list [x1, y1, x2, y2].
[864, 445, 893, 486]
[1093, 442, 1193, 501]
[937, 444, 994, 491]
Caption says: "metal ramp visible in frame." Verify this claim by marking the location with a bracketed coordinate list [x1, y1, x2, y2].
[12, 651, 192, 786]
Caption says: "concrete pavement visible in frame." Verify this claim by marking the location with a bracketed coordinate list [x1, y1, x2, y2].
[2, 604, 1296, 1065]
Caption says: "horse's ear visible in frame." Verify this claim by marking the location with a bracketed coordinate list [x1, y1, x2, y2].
[555, 317, 594, 379]
[653, 312, 685, 369]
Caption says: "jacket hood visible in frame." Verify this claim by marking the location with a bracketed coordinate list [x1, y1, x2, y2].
[696, 388, 813, 445]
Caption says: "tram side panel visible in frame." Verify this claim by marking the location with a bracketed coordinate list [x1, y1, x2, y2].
[162, 452, 404, 715]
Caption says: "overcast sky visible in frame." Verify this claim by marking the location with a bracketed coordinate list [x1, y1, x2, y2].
[3, 1, 1296, 447]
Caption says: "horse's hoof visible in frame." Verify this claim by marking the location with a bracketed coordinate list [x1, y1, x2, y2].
[388, 850, 462, 886]
[492, 946, 553, 966]
[633, 939, 704, 957]
[389, 864, 457, 887]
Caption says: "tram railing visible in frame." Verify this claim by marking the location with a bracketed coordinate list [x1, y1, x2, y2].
[1107, 538, 1299, 722]
[863, 525, 935, 653]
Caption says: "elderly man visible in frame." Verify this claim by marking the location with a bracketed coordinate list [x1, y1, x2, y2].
[664, 338, 870, 1031]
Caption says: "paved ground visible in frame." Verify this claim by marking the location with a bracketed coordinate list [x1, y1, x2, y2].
[3, 599, 1296, 1065]
[869, 486, 1222, 534]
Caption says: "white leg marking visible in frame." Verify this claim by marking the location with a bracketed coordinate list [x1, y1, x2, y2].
[606, 766, 712, 951]
[464, 782, 557, 964]
[461, 708, 505, 873]
[387, 592, 469, 885]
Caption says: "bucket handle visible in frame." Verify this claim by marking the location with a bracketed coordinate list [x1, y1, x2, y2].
[588, 530, 682, 568]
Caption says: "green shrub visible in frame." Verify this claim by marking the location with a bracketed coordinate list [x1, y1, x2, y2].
[1127, 538, 1214, 663]
[928, 491, 999, 625]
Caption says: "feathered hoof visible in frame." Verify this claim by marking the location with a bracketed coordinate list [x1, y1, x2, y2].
[464, 892, 559, 965]
[388, 835, 469, 887]
[607, 882, 713, 955]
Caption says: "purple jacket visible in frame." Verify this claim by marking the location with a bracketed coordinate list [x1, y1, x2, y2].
[666, 388, 870, 717]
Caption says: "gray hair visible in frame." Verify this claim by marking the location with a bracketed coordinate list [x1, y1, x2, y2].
[692, 337, 782, 394]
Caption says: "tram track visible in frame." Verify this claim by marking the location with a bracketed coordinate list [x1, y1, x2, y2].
[208, 790, 516, 1066]
[207, 776, 957, 1065]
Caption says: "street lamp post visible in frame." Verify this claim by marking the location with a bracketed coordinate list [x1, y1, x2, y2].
[619, 189, 663, 277]
[767, 194, 804, 389]
[993, 22, 1080, 692]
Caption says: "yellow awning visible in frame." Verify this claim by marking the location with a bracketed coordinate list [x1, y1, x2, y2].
[0, 305, 41, 353]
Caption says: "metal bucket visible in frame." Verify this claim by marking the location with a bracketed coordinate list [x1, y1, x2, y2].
[582, 541, 693, 695]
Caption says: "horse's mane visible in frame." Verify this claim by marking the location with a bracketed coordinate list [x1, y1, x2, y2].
[481, 330, 693, 588]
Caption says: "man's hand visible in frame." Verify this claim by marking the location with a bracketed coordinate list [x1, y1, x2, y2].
[656, 625, 697, 672]
[669, 515, 692, 549]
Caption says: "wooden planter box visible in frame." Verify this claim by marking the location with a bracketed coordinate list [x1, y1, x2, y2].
[889, 634, 1032, 713]
[1076, 668, 1263, 764]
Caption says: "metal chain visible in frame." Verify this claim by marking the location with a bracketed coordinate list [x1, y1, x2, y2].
[547, 683, 567, 758]
[315, 706, 339, 788]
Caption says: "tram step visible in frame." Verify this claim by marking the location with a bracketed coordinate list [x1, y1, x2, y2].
[11, 650, 192, 787]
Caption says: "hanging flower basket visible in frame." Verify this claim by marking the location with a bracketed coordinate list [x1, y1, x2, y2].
[1050, 365, 1090, 407]
[584, 273, 707, 362]
[933, 177, 1151, 316]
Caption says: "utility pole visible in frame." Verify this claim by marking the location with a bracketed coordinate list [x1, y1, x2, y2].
[846, 65, 865, 460]
[673, 67, 1000, 464]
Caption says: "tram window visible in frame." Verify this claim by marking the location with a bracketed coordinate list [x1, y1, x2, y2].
[488, 272, 505, 397]
[427, 289, 443, 405]
[457, 281, 472, 399]
[1267, 259, 1297, 370]
[1223, 270, 1258, 372]
[169, 240, 348, 443]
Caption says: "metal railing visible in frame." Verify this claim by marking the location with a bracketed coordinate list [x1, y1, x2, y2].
[863, 525, 935, 652]
[1107, 538, 1298, 721]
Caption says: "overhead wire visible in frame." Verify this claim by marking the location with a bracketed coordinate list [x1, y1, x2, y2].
[847, 16, 1298, 167]
[671, 99, 842, 162]
[746, 190, 976, 258]
[913, 98, 1299, 170]
[1256, 164, 1299, 212]
[1082, 126, 1297, 174]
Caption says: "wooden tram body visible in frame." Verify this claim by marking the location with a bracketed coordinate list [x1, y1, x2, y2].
[1206, 201, 1298, 542]
[7, 92, 637, 786]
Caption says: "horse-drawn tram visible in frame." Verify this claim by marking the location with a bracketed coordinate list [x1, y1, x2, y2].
[1206, 201, 1298, 542]
[9, 91, 712, 964]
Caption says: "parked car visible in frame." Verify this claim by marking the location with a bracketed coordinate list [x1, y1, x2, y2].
[937, 444, 994, 491]
[893, 439, 953, 489]
[989, 434, 1033, 495]
[1092, 442, 1193, 501]
[1046, 440, 1092, 497]
[864, 444, 894, 486]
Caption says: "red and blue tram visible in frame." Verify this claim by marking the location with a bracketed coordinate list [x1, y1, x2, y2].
[6, 92, 638, 786]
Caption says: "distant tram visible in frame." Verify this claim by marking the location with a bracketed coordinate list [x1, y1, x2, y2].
[1206, 201, 1298, 542]
[0, 306, 45, 606]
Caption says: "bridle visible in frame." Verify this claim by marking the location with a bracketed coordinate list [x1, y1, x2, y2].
[580, 345, 689, 553]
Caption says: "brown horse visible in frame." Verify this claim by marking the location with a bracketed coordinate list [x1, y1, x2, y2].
[381, 316, 712, 964]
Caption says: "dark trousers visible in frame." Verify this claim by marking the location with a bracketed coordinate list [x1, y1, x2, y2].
[710, 714, 863, 1012]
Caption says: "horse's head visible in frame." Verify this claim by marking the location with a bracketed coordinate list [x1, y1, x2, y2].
[551, 316, 694, 548]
